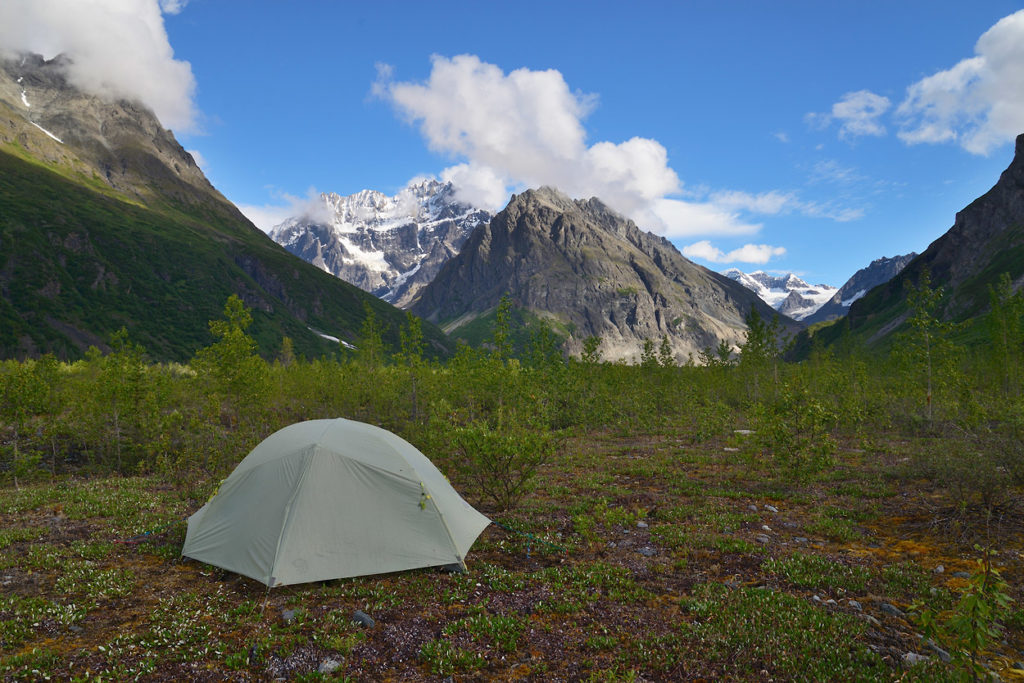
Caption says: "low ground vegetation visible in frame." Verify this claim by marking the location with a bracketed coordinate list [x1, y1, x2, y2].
[1, 291, 1023, 680]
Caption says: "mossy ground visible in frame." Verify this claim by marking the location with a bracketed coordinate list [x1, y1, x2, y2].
[2, 429, 1021, 681]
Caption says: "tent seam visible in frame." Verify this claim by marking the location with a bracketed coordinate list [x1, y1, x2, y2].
[266, 445, 317, 587]
[422, 479, 468, 569]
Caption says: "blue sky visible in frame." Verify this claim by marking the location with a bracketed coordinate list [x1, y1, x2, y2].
[4, 1, 1024, 288]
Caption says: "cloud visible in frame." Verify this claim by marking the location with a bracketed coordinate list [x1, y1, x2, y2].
[897, 10, 1024, 154]
[832, 90, 890, 138]
[439, 162, 511, 210]
[708, 188, 864, 222]
[806, 90, 891, 139]
[682, 240, 787, 264]
[237, 188, 331, 233]
[0, 0, 198, 132]
[710, 190, 795, 215]
[376, 54, 765, 238]
[157, 0, 188, 13]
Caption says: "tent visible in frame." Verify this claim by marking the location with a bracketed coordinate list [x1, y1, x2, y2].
[182, 418, 490, 586]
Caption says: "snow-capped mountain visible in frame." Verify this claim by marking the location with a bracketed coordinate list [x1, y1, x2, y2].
[269, 180, 491, 308]
[722, 269, 838, 321]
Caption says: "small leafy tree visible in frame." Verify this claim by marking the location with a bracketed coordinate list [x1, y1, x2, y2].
[751, 382, 837, 479]
[396, 311, 425, 368]
[581, 336, 603, 364]
[99, 328, 149, 472]
[491, 295, 514, 362]
[657, 335, 674, 367]
[639, 338, 658, 368]
[739, 306, 784, 401]
[193, 295, 269, 424]
[278, 336, 295, 367]
[899, 269, 955, 423]
[356, 302, 386, 369]
[0, 358, 51, 487]
[447, 411, 559, 511]
[986, 273, 1023, 397]
[914, 546, 1014, 680]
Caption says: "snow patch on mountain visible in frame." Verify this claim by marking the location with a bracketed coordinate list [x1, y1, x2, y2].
[722, 269, 837, 321]
[30, 121, 62, 143]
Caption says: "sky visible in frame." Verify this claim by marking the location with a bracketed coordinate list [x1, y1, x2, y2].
[2, 1, 1024, 288]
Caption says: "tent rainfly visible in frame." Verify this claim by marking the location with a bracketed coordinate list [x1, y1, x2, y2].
[182, 418, 490, 586]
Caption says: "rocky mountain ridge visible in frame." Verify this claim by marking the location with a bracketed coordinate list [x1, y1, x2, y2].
[410, 186, 797, 362]
[0, 53, 229, 214]
[269, 181, 491, 307]
[803, 254, 917, 325]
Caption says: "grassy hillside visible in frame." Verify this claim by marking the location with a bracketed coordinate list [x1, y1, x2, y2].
[0, 148, 452, 361]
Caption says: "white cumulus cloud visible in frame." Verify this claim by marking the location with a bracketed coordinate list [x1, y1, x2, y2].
[897, 10, 1024, 154]
[376, 54, 763, 238]
[832, 90, 891, 138]
[0, 0, 198, 133]
[806, 90, 891, 140]
[682, 240, 787, 264]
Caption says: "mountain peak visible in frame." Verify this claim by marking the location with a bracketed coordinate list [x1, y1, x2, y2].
[723, 268, 836, 321]
[412, 185, 794, 362]
[269, 181, 491, 307]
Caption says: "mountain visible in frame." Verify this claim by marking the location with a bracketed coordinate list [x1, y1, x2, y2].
[269, 182, 491, 308]
[815, 132, 1024, 348]
[722, 269, 837, 321]
[802, 254, 916, 325]
[409, 186, 797, 362]
[0, 53, 451, 361]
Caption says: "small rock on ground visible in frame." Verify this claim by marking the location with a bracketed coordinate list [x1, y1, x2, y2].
[319, 658, 342, 674]
[755, 534, 770, 544]
[636, 521, 648, 528]
[903, 652, 929, 666]
[637, 546, 657, 557]
[926, 641, 951, 663]
[880, 603, 905, 618]
[952, 571, 971, 578]
[933, 565, 944, 574]
[765, 505, 779, 513]
[352, 610, 375, 628]
[794, 537, 808, 543]
[848, 600, 863, 611]
[281, 609, 296, 623]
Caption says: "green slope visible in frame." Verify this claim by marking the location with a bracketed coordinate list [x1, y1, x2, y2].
[0, 148, 452, 361]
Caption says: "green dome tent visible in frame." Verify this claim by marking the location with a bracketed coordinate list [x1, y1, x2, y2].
[182, 418, 490, 586]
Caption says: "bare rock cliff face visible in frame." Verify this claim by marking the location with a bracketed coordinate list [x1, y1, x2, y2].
[411, 187, 796, 362]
